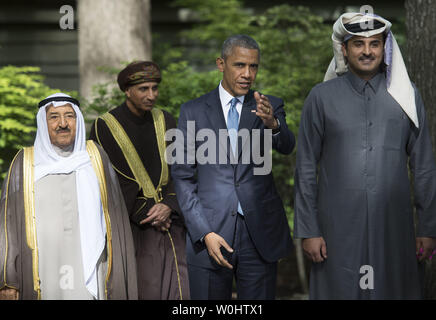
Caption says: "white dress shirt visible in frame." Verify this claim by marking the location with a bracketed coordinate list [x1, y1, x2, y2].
[219, 81, 244, 125]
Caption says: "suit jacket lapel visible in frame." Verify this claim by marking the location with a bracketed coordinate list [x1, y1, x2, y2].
[205, 87, 227, 130]
[237, 90, 258, 160]
[205, 87, 232, 161]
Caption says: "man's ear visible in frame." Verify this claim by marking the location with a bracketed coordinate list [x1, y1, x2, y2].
[341, 43, 348, 58]
[125, 88, 131, 98]
[216, 57, 225, 72]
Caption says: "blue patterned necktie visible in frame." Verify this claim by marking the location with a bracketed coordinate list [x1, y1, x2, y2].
[227, 97, 244, 215]
[227, 97, 239, 154]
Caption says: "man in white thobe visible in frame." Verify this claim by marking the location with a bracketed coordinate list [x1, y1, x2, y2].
[0, 93, 138, 300]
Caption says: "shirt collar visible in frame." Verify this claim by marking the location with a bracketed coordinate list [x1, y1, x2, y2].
[219, 81, 245, 106]
[345, 71, 384, 95]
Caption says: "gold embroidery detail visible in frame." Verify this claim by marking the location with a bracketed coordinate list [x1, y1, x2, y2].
[2, 150, 21, 290]
[112, 165, 138, 185]
[99, 109, 168, 203]
[94, 119, 137, 185]
[23, 147, 41, 299]
[134, 197, 148, 216]
[152, 108, 169, 190]
[167, 230, 183, 300]
[86, 140, 112, 300]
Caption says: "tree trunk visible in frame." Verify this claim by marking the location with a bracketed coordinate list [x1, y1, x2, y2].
[78, 0, 152, 101]
[405, 0, 436, 149]
[405, 0, 436, 299]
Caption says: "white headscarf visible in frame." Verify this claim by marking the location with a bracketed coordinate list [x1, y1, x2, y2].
[35, 93, 106, 299]
[324, 13, 418, 128]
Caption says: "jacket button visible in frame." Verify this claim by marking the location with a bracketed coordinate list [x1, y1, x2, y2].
[235, 183, 239, 187]
[231, 211, 236, 216]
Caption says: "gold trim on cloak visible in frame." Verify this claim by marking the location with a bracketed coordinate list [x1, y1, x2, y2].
[99, 109, 168, 203]
[1, 150, 21, 292]
[23, 147, 41, 299]
[86, 140, 113, 300]
[97, 108, 183, 300]
[22, 142, 112, 300]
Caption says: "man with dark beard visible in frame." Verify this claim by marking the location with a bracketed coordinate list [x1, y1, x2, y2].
[294, 12, 436, 299]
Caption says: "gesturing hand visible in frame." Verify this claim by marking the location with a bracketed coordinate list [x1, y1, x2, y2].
[253, 91, 278, 130]
[204, 232, 234, 269]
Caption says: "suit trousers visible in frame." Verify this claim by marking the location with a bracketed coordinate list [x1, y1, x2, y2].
[188, 214, 277, 300]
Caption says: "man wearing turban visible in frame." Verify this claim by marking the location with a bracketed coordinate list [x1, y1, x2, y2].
[0, 93, 138, 300]
[89, 61, 190, 300]
[294, 12, 436, 299]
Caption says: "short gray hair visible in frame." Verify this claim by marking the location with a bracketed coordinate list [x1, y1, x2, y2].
[221, 34, 260, 60]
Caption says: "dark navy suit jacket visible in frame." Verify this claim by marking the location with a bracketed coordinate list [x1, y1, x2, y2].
[171, 87, 295, 268]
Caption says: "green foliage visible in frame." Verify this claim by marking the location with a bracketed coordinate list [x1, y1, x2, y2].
[82, 81, 125, 125]
[171, 0, 254, 66]
[0, 66, 77, 183]
[158, 62, 221, 116]
[391, 17, 407, 51]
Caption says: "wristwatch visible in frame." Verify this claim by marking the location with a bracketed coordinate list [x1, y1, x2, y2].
[272, 118, 281, 135]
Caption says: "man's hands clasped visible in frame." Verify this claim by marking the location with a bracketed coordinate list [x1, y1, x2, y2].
[0, 288, 19, 300]
[140, 203, 172, 232]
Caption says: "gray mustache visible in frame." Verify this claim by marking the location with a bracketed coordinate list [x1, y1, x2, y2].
[56, 128, 70, 133]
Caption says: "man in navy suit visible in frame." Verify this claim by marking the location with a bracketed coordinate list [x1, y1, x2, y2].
[171, 34, 295, 299]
